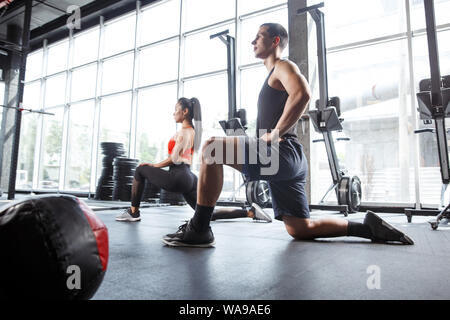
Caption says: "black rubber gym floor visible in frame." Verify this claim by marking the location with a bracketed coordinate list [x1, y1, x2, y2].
[91, 205, 450, 300]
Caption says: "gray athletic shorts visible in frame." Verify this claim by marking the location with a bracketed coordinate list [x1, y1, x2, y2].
[237, 136, 310, 221]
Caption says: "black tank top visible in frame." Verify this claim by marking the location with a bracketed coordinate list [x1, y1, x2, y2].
[256, 66, 298, 139]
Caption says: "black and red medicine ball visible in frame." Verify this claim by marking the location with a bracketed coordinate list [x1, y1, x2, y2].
[0, 194, 109, 300]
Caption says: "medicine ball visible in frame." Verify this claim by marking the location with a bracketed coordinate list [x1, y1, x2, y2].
[0, 194, 109, 300]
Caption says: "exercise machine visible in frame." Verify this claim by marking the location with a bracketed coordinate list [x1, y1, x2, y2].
[404, 0, 450, 228]
[210, 30, 271, 208]
[297, 3, 362, 216]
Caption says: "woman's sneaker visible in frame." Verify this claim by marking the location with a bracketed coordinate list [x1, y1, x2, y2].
[115, 208, 141, 222]
[251, 203, 272, 222]
[364, 211, 414, 245]
[162, 220, 215, 247]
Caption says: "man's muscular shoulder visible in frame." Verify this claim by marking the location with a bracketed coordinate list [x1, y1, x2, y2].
[274, 59, 301, 76]
[273, 59, 311, 99]
[269, 59, 301, 90]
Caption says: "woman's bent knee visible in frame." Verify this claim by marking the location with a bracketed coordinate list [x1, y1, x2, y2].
[134, 166, 146, 181]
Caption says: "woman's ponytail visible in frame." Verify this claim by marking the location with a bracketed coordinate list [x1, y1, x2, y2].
[190, 97, 202, 152]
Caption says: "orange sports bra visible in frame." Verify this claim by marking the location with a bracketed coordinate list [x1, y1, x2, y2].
[168, 128, 194, 159]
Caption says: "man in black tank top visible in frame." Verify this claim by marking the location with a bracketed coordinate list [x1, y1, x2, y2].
[162, 23, 413, 247]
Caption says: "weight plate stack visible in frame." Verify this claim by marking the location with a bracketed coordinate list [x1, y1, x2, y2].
[95, 142, 126, 200]
[112, 157, 139, 201]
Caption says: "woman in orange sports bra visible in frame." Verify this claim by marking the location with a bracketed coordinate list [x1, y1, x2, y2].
[116, 97, 271, 223]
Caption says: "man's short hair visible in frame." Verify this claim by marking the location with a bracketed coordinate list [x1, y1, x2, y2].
[260, 23, 288, 50]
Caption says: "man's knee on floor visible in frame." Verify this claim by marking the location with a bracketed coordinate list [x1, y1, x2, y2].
[283, 216, 315, 240]
[287, 230, 315, 241]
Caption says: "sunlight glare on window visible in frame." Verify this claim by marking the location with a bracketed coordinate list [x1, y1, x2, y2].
[140, 0, 180, 45]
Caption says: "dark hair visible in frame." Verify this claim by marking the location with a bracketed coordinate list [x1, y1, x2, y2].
[177, 97, 202, 152]
[260, 23, 288, 51]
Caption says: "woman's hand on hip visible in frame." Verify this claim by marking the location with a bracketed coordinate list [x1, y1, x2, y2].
[139, 163, 154, 167]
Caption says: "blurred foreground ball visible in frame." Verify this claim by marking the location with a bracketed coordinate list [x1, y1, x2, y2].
[0, 195, 108, 299]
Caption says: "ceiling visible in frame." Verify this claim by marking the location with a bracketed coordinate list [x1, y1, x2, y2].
[0, 0, 156, 51]
[0, 0, 96, 41]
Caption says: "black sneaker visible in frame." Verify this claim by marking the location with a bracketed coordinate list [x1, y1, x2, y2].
[364, 211, 414, 245]
[162, 220, 215, 248]
[162, 221, 189, 241]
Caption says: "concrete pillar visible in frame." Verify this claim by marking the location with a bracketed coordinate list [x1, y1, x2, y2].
[0, 24, 23, 192]
[288, 0, 311, 202]
[0, 0, 32, 199]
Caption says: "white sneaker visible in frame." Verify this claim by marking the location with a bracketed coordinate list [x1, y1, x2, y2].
[251, 203, 272, 223]
[115, 208, 141, 222]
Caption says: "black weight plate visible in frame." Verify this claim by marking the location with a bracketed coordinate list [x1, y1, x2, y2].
[246, 180, 271, 208]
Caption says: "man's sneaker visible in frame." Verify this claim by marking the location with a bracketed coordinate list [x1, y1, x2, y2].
[364, 211, 414, 245]
[162, 220, 215, 248]
[162, 221, 189, 241]
[251, 203, 272, 223]
[115, 208, 141, 222]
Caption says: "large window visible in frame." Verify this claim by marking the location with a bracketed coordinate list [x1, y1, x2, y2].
[24, 50, 43, 81]
[136, 85, 178, 164]
[412, 30, 450, 205]
[184, 24, 235, 77]
[44, 73, 66, 108]
[138, 40, 179, 87]
[70, 64, 97, 102]
[19, 0, 450, 208]
[65, 101, 95, 191]
[96, 93, 132, 184]
[23, 81, 41, 110]
[38, 108, 64, 190]
[239, 0, 286, 15]
[98, 93, 132, 151]
[102, 14, 136, 58]
[184, 0, 235, 31]
[46, 40, 69, 76]
[309, 0, 450, 206]
[184, 73, 231, 189]
[323, 0, 406, 48]
[101, 53, 134, 95]
[140, 0, 180, 45]
[20, 0, 289, 199]
[17, 112, 38, 189]
[325, 40, 415, 203]
[72, 28, 99, 67]
[409, 0, 450, 30]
